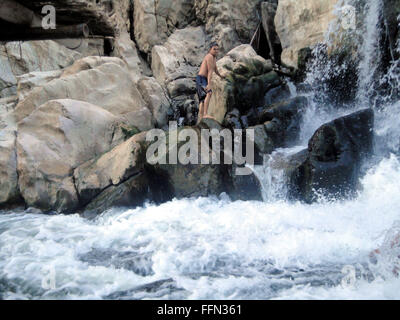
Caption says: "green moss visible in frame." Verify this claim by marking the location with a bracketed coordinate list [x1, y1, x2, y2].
[121, 124, 140, 140]
[224, 58, 281, 114]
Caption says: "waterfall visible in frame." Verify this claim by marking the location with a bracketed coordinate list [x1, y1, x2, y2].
[255, 0, 399, 200]
[356, 0, 384, 106]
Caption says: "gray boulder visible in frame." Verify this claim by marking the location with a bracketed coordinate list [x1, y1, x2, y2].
[134, 0, 196, 54]
[13, 57, 155, 131]
[260, 96, 308, 147]
[0, 40, 81, 98]
[74, 132, 148, 206]
[16, 99, 126, 213]
[0, 96, 20, 206]
[145, 118, 262, 202]
[288, 108, 374, 202]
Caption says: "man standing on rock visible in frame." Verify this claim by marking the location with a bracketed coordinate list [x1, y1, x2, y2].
[196, 42, 225, 124]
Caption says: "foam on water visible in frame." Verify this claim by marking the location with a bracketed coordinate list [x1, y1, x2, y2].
[1, 154, 400, 299]
[1, 0, 400, 300]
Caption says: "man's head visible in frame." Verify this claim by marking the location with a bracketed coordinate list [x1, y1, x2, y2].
[209, 42, 220, 56]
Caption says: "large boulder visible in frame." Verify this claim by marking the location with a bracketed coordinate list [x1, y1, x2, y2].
[111, 32, 151, 82]
[229, 164, 263, 201]
[137, 77, 171, 128]
[145, 122, 227, 201]
[106, 0, 134, 35]
[16, 70, 62, 101]
[134, 0, 196, 54]
[259, 96, 308, 147]
[151, 26, 208, 98]
[16, 0, 132, 36]
[13, 57, 155, 131]
[0, 97, 20, 206]
[288, 108, 374, 202]
[227, 97, 308, 162]
[74, 132, 148, 207]
[274, 0, 339, 68]
[83, 173, 151, 216]
[249, 124, 275, 155]
[0, 40, 81, 98]
[261, 1, 282, 65]
[16, 99, 126, 212]
[60, 56, 124, 77]
[145, 118, 262, 202]
[208, 45, 278, 123]
[197, 0, 264, 55]
[383, 0, 400, 62]
[55, 38, 105, 57]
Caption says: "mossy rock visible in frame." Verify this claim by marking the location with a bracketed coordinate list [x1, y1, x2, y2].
[121, 124, 140, 140]
[225, 62, 281, 114]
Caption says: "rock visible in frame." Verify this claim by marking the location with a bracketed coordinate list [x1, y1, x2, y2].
[0, 40, 81, 98]
[83, 173, 151, 215]
[145, 118, 262, 202]
[145, 122, 227, 201]
[151, 26, 207, 96]
[134, 0, 196, 54]
[264, 84, 292, 106]
[224, 109, 242, 130]
[202, 0, 264, 54]
[383, 0, 400, 62]
[55, 38, 105, 57]
[137, 77, 171, 128]
[16, 99, 126, 212]
[197, 117, 224, 131]
[240, 115, 249, 129]
[74, 132, 147, 206]
[208, 44, 277, 123]
[16, 70, 62, 101]
[274, 0, 338, 68]
[260, 96, 308, 147]
[106, 0, 134, 35]
[24, 207, 44, 215]
[243, 108, 259, 127]
[111, 32, 149, 82]
[0, 97, 20, 206]
[0, 96, 17, 116]
[14, 57, 155, 131]
[271, 148, 309, 200]
[249, 124, 275, 155]
[167, 78, 197, 99]
[60, 55, 125, 77]
[16, 0, 131, 36]
[182, 99, 198, 126]
[229, 164, 263, 201]
[289, 108, 374, 203]
[295, 47, 313, 82]
[216, 26, 242, 57]
[261, 1, 282, 65]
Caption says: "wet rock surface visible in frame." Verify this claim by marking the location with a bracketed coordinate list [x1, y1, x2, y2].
[288, 108, 374, 203]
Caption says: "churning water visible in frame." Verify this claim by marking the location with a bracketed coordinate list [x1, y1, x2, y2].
[1, 0, 400, 299]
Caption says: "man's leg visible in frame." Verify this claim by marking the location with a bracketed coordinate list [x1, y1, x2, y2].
[197, 101, 204, 124]
[203, 91, 212, 118]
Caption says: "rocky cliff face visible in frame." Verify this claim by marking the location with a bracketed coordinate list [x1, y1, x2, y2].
[275, 0, 339, 68]
[0, 0, 392, 212]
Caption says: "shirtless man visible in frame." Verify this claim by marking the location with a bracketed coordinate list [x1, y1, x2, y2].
[196, 42, 225, 123]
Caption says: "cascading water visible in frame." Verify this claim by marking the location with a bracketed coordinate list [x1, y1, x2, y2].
[1, 0, 400, 300]
[356, 0, 384, 105]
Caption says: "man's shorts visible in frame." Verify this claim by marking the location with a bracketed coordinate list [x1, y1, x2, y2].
[196, 75, 211, 102]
